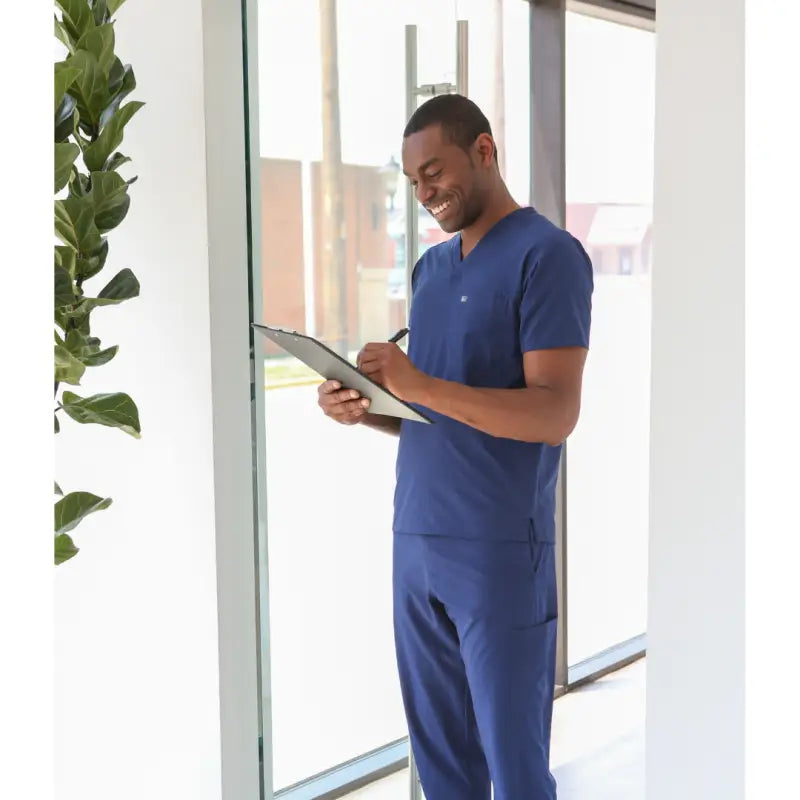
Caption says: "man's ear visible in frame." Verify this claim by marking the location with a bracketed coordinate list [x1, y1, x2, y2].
[474, 133, 497, 166]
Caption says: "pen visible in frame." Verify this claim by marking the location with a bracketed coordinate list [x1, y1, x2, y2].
[389, 327, 410, 344]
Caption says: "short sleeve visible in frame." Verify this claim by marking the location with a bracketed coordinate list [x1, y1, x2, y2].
[519, 233, 594, 352]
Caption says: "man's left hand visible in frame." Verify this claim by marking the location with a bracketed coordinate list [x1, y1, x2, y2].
[358, 343, 428, 402]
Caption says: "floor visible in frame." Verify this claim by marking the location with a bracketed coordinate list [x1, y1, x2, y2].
[345, 658, 646, 799]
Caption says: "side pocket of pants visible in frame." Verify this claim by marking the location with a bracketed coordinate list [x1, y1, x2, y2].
[519, 520, 558, 624]
[527, 518, 552, 576]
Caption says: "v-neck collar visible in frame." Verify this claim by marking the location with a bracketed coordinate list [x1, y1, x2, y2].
[450, 207, 535, 266]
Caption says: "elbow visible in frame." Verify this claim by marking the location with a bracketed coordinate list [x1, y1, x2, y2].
[530, 426, 568, 447]
[542, 410, 580, 447]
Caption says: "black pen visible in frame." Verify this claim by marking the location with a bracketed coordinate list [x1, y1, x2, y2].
[389, 327, 410, 344]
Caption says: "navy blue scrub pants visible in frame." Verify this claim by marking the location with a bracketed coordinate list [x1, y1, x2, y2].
[393, 532, 558, 800]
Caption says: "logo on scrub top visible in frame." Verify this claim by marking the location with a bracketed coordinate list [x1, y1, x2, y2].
[460, 295, 468, 303]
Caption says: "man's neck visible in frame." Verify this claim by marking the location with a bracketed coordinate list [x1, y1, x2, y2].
[459, 188, 521, 259]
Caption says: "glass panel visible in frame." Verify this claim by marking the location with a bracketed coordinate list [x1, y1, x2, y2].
[413, 1, 532, 259]
[564, 12, 655, 666]
[455, 0, 531, 209]
[252, 0, 530, 791]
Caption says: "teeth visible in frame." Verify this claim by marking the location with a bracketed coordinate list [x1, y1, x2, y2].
[430, 200, 451, 216]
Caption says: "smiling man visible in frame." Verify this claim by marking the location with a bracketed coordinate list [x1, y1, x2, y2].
[318, 94, 593, 799]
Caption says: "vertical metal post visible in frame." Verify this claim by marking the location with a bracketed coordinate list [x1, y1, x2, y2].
[405, 21, 469, 799]
[456, 19, 469, 96]
[405, 27, 422, 800]
[530, 0, 566, 227]
[409, 746, 422, 800]
[405, 25, 419, 308]
[530, 0, 568, 691]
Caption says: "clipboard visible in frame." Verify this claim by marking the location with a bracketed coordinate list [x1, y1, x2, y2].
[252, 324, 433, 424]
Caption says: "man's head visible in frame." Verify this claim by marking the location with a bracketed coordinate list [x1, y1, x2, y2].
[402, 94, 499, 234]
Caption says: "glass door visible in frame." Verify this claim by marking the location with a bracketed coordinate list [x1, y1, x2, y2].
[247, 2, 533, 796]
[251, 2, 461, 797]
[564, 9, 655, 678]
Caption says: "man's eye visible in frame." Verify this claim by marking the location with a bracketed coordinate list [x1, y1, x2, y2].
[426, 170, 442, 180]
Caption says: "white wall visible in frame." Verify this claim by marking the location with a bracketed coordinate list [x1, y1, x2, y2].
[54, 2, 259, 799]
[744, 4, 800, 795]
[647, 1, 745, 797]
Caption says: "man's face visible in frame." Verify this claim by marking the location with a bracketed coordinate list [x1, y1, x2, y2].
[401, 124, 492, 234]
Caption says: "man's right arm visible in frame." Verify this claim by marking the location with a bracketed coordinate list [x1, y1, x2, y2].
[359, 413, 401, 437]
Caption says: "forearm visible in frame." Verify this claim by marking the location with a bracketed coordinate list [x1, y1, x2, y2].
[411, 376, 576, 445]
[359, 413, 401, 437]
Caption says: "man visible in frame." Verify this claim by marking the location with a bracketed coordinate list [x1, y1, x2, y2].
[318, 94, 593, 799]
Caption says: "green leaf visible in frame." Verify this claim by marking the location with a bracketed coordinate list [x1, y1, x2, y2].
[74, 239, 108, 281]
[99, 268, 139, 301]
[68, 170, 91, 198]
[75, 314, 92, 336]
[76, 23, 115, 76]
[65, 50, 109, 129]
[55, 414, 61, 433]
[56, 0, 95, 41]
[55, 490, 112, 535]
[107, 57, 125, 95]
[101, 63, 136, 128]
[55, 96, 77, 143]
[54, 63, 81, 113]
[54, 15, 75, 54]
[106, 152, 131, 172]
[55, 265, 74, 307]
[108, 0, 127, 15]
[83, 345, 118, 367]
[55, 342, 86, 385]
[63, 329, 118, 367]
[90, 171, 130, 232]
[61, 391, 141, 438]
[76, 117, 96, 143]
[55, 196, 103, 255]
[55, 245, 77, 279]
[55, 533, 80, 565]
[66, 268, 139, 316]
[64, 329, 91, 356]
[64, 267, 139, 318]
[55, 481, 63, 496]
[92, 0, 109, 26]
[55, 142, 80, 193]
[84, 101, 144, 172]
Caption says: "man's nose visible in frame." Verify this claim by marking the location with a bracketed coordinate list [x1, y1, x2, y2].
[416, 182, 436, 205]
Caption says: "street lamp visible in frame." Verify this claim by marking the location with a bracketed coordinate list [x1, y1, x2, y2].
[379, 155, 401, 211]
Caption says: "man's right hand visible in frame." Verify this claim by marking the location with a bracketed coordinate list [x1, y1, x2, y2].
[317, 380, 371, 425]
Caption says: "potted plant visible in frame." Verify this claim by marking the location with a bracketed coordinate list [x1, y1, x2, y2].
[54, 0, 143, 564]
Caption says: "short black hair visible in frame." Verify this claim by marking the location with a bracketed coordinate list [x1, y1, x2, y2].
[403, 94, 497, 160]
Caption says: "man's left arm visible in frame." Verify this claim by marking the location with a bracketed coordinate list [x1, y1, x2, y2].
[406, 347, 587, 445]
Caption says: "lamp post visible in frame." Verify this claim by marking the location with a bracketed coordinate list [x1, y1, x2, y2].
[379, 156, 403, 318]
[379, 155, 401, 212]
[319, 0, 348, 357]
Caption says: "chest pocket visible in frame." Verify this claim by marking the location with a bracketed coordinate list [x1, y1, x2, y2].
[456, 290, 524, 388]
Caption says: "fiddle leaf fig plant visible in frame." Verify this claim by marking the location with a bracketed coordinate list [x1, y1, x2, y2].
[54, 0, 143, 565]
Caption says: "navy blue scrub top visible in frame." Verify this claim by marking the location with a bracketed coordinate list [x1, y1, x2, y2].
[394, 207, 594, 542]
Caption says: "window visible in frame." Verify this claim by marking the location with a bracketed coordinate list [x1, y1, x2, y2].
[565, 11, 655, 668]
